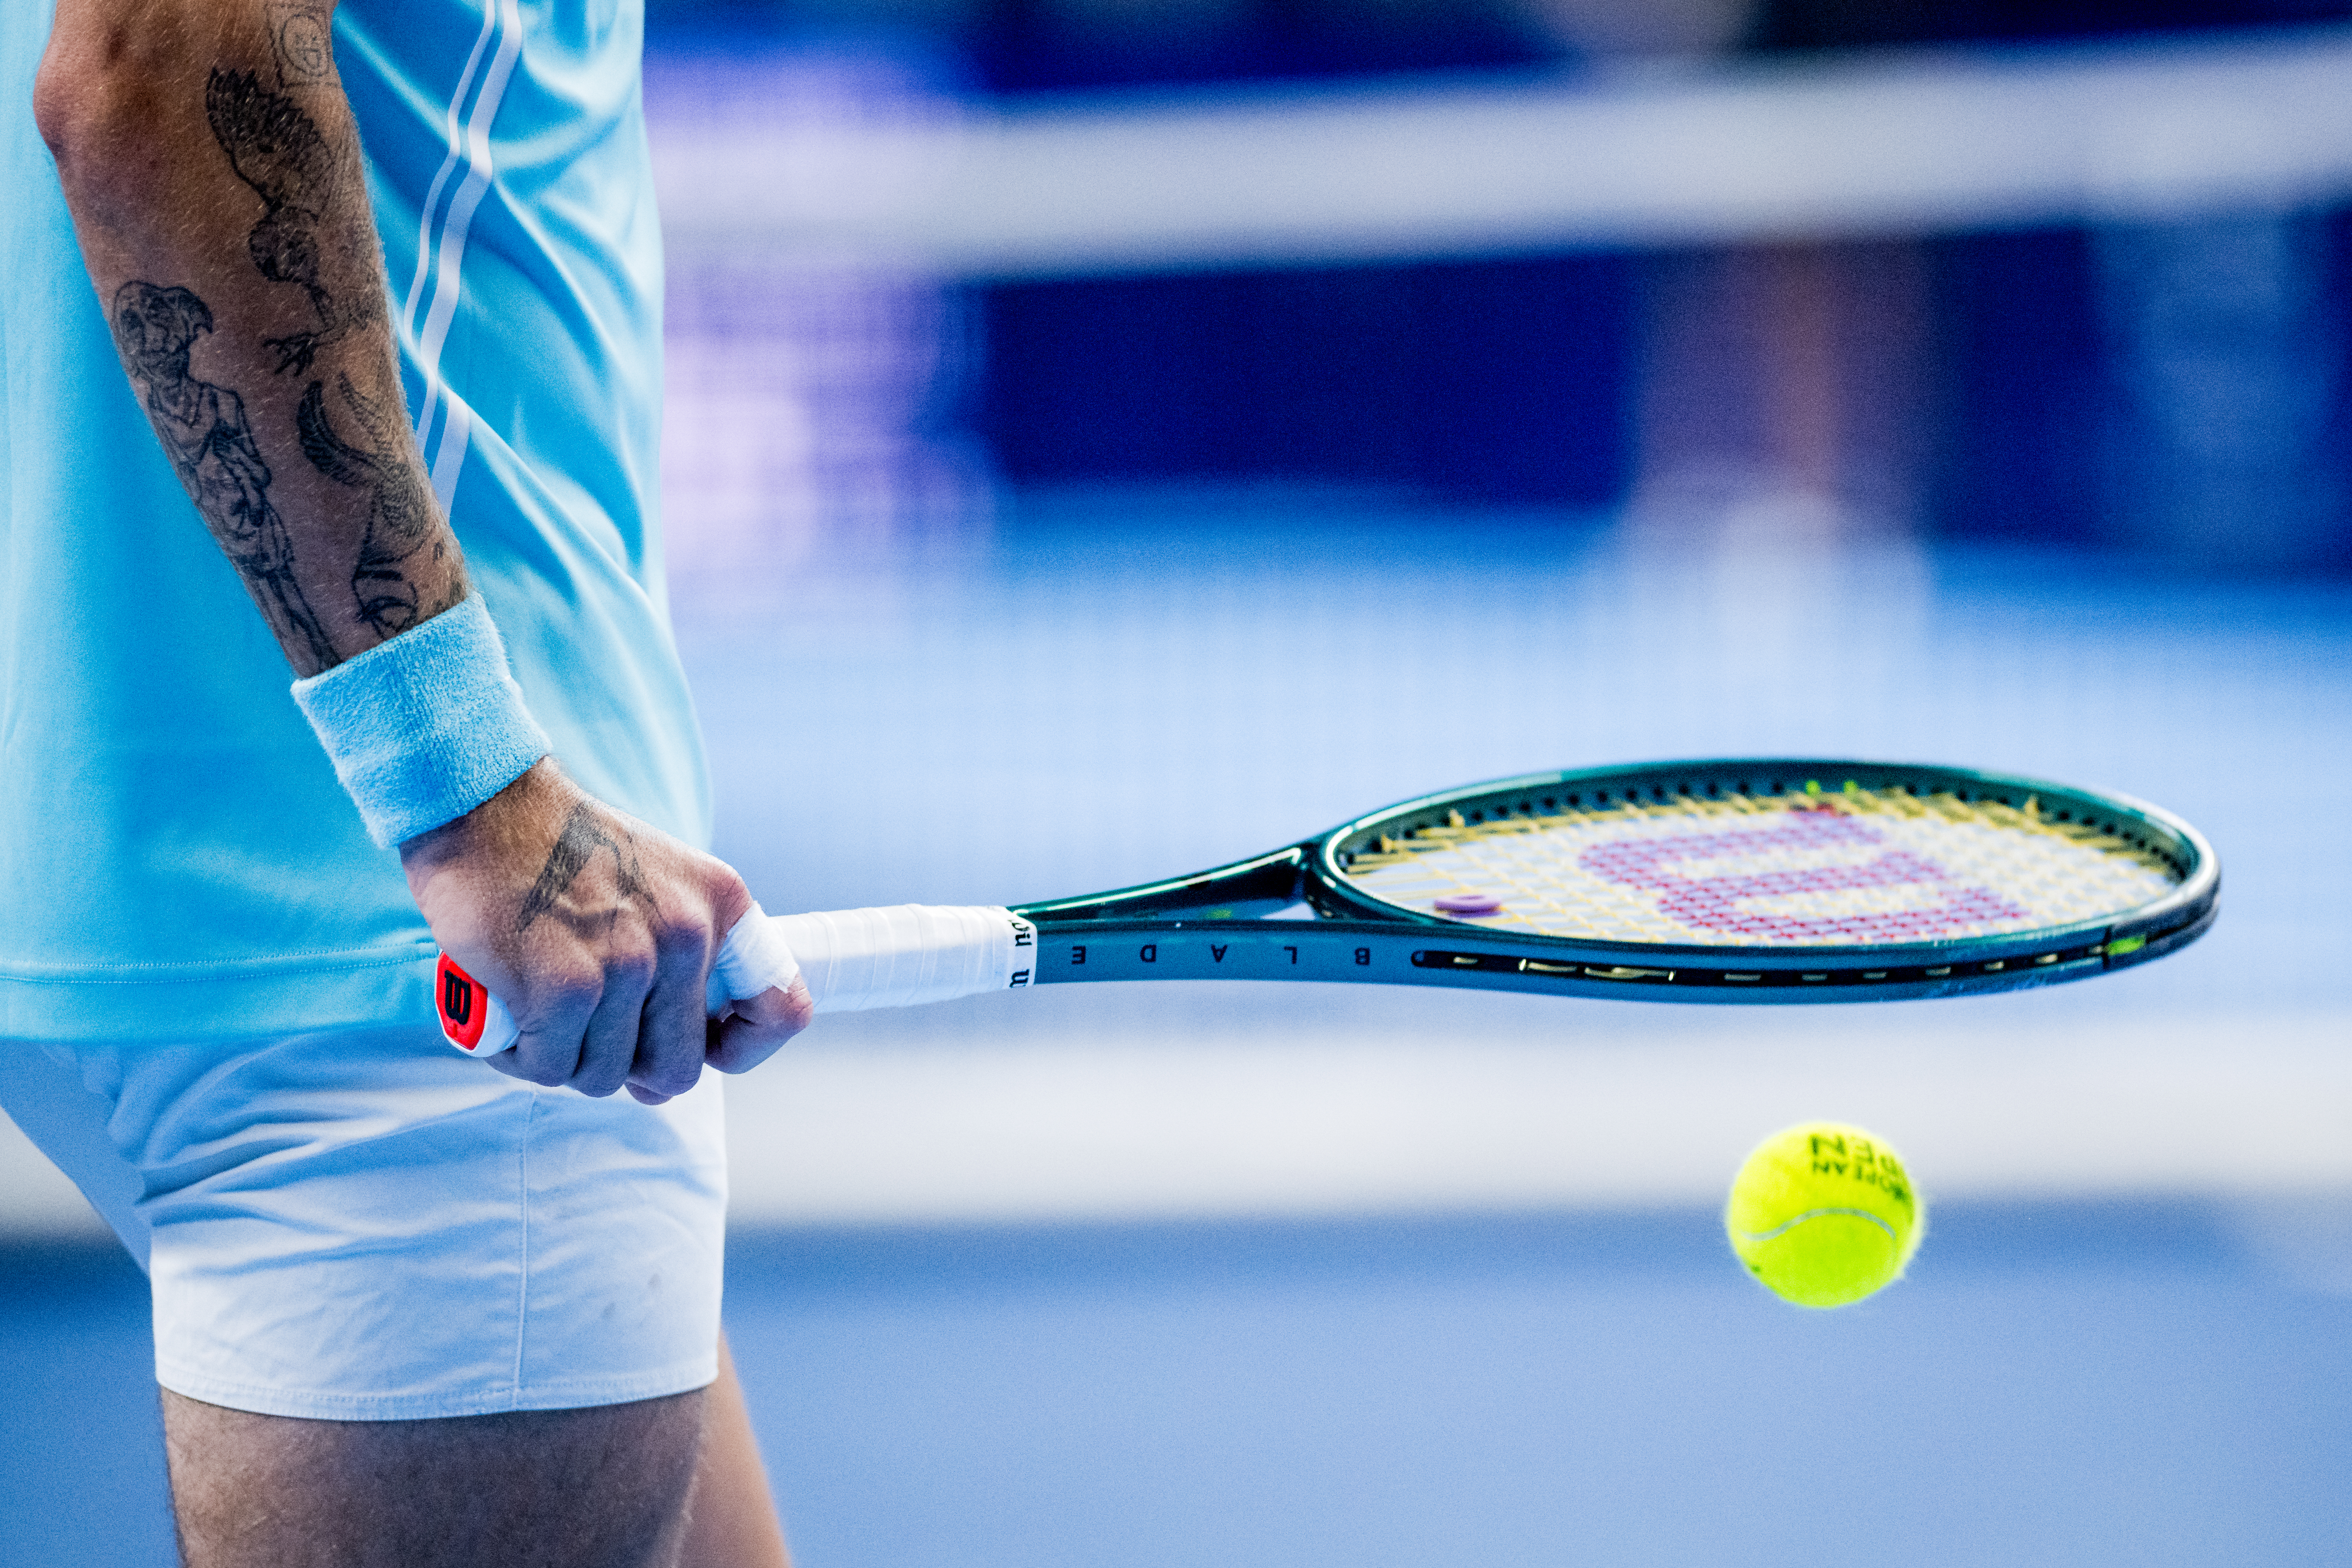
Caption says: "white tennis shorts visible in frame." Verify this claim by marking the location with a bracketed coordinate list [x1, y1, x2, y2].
[0, 1025, 727, 1420]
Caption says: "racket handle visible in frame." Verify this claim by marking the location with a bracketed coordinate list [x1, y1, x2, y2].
[435, 904, 1038, 1056]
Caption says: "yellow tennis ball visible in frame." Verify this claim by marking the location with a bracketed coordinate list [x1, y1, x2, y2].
[1724, 1122, 1923, 1308]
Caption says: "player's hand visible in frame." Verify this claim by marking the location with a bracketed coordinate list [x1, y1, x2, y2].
[399, 759, 814, 1102]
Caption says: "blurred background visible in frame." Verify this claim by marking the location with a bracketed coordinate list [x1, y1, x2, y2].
[9, 2, 2352, 1563]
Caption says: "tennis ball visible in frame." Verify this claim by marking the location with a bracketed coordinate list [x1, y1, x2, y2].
[1724, 1122, 1923, 1308]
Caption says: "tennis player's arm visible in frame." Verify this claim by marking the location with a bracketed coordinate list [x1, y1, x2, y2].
[36, 0, 810, 1100]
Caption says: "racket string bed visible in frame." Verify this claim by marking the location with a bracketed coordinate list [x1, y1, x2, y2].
[1334, 783, 2182, 946]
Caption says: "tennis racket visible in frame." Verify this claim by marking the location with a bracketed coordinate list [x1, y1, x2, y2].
[435, 758, 2218, 1056]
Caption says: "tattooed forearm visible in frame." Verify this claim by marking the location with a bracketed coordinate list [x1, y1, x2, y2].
[46, 4, 468, 677]
[298, 373, 451, 634]
[204, 66, 379, 373]
[516, 802, 655, 937]
[110, 280, 337, 669]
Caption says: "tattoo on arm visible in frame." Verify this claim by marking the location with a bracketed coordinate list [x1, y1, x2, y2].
[516, 803, 655, 937]
[110, 281, 337, 669]
[298, 374, 451, 634]
[265, 1, 333, 88]
[85, 22, 455, 676]
[204, 67, 380, 374]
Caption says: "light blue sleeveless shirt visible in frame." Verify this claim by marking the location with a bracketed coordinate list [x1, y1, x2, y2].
[0, 0, 707, 1041]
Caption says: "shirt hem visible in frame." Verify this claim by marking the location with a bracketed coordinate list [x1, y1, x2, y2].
[0, 949, 438, 1043]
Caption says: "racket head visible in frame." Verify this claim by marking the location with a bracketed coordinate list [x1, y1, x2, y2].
[1305, 759, 2216, 996]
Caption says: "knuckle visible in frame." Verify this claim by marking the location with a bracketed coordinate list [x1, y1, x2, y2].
[651, 916, 710, 962]
[534, 961, 607, 1013]
[609, 949, 659, 993]
[697, 862, 753, 921]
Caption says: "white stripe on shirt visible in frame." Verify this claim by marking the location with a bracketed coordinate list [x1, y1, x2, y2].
[403, 0, 526, 512]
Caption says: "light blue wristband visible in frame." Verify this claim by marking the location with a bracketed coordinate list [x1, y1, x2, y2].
[290, 593, 553, 848]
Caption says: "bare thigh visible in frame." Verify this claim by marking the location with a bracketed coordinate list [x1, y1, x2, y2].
[163, 1384, 707, 1568]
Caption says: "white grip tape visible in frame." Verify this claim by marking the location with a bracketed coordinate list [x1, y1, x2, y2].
[469, 989, 520, 1057]
[777, 904, 1037, 1013]
[706, 904, 801, 1012]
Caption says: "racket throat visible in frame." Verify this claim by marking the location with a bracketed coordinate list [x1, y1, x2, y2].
[1013, 844, 1311, 924]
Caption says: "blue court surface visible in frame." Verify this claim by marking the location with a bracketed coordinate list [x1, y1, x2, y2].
[8, 1202, 2352, 1567]
[6, 494, 2349, 1565]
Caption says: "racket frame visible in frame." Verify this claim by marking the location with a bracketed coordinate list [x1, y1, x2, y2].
[1009, 759, 2218, 1005]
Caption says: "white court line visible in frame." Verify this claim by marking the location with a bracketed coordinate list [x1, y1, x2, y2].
[7, 992, 2341, 1239]
[653, 26, 2352, 277]
[717, 988, 2352, 1227]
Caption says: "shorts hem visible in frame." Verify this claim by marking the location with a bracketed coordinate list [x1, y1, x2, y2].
[156, 1353, 721, 1422]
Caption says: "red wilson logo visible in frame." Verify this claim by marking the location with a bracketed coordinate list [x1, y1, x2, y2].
[435, 953, 488, 1050]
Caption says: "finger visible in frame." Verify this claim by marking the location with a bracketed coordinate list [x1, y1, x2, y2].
[484, 1052, 535, 1083]
[626, 928, 717, 1102]
[566, 950, 657, 1099]
[496, 977, 600, 1088]
[704, 976, 815, 1076]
